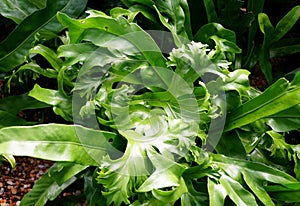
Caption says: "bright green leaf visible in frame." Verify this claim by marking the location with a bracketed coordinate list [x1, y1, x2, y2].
[0, 124, 118, 166]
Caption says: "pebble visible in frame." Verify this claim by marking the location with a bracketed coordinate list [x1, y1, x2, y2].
[0, 157, 53, 206]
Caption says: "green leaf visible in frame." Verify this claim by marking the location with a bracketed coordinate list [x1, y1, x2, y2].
[242, 171, 275, 206]
[123, 0, 193, 43]
[20, 170, 77, 206]
[0, 93, 49, 115]
[121, 0, 154, 8]
[267, 104, 300, 132]
[150, 177, 187, 203]
[194, 23, 241, 62]
[82, 30, 140, 57]
[265, 183, 300, 202]
[137, 153, 186, 192]
[110, 7, 140, 22]
[203, 0, 218, 22]
[57, 43, 99, 66]
[2, 154, 16, 168]
[223, 69, 250, 95]
[84, 173, 106, 206]
[212, 154, 297, 184]
[243, 0, 264, 68]
[7, 62, 59, 87]
[0, 0, 46, 24]
[208, 178, 226, 206]
[0, 0, 88, 72]
[56, 11, 166, 68]
[197, 23, 237, 47]
[259, 47, 273, 83]
[258, 13, 274, 83]
[48, 162, 88, 185]
[29, 45, 63, 71]
[270, 38, 300, 57]
[181, 178, 208, 206]
[0, 124, 118, 166]
[153, 0, 192, 45]
[219, 175, 258, 206]
[272, 5, 300, 43]
[192, 153, 299, 205]
[29, 84, 72, 121]
[97, 107, 197, 205]
[214, 131, 247, 158]
[0, 110, 28, 128]
[168, 41, 229, 84]
[225, 73, 300, 131]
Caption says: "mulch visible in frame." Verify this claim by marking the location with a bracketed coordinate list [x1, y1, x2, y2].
[0, 157, 53, 205]
[0, 157, 90, 206]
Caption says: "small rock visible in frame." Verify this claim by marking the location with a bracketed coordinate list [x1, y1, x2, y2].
[11, 188, 17, 194]
[7, 180, 14, 185]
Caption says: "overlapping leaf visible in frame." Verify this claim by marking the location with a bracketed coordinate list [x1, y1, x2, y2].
[0, 0, 88, 72]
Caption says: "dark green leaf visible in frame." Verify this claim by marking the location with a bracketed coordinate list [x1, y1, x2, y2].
[216, 0, 253, 33]
[0, 110, 28, 128]
[0, 0, 88, 72]
[265, 183, 300, 202]
[244, 0, 264, 66]
[0, 93, 49, 116]
[270, 38, 300, 57]
[20, 170, 77, 206]
[84, 174, 106, 206]
[203, 0, 218, 22]
[48, 162, 88, 185]
[214, 131, 247, 158]
[0, 0, 46, 24]
[272, 5, 300, 43]
[258, 13, 274, 83]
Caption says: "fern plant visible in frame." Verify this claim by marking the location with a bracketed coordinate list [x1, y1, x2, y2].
[0, 0, 300, 205]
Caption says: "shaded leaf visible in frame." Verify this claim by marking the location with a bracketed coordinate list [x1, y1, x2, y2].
[0, 93, 48, 114]
[0, 110, 28, 128]
[0, 0, 46, 24]
[0, 0, 88, 72]
[272, 5, 300, 43]
[48, 162, 88, 185]
[20, 170, 77, 206]
[265, 183, 300, 203]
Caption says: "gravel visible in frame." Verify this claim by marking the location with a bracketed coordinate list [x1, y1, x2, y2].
[0, 157, 53, 205]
